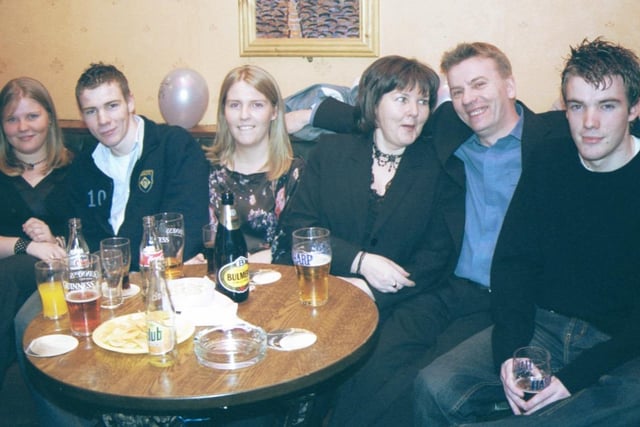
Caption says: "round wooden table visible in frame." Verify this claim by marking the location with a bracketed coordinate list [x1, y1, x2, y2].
[24, 263, 378, 414]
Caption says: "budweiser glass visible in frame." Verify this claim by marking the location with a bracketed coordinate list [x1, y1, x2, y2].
[34, 259, 68, 320]
[63, 253, 102, 336]
[154, 212, 185, 279]
[292, 227, 331, 307]
[100, 237, 131, 290]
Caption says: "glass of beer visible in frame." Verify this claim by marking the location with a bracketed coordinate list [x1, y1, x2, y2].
[154, 212, 185, 279]
[202, 223, 217, 281]
[100, 237, 131, 290]
[512, 346, 552, 398]
[63, 253, 102, 336]
[34, 259, 68, 320]
[292, 227, 331, 307]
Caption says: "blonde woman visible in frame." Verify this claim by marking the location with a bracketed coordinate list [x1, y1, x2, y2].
[205, 65, 304, 263]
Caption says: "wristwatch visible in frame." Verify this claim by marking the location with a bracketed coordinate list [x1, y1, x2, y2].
[14, 237, 32, 255]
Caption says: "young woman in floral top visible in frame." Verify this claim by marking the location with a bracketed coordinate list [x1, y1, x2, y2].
[204, 65, 304, 263]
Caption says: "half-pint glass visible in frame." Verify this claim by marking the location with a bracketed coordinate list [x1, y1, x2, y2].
[63, 253, 102, 336]
[154, 212, 185, 279]
[100, 237, 131, 290]
[34, 259, 68, 320]
[292, 227, 331, 307]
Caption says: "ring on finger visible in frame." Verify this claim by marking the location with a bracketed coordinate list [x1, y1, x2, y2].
[392, 281, 398, 289]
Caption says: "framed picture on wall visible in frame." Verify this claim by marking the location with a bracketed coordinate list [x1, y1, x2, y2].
[239, 0, 379, 57]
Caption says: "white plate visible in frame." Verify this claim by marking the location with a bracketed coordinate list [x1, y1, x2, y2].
[92, 312, 194, 354]
[122, 284, 140, 298]
[25, 334, 79, 357]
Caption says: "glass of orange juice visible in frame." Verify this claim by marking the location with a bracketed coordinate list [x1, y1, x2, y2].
[35, 259, 68, 319]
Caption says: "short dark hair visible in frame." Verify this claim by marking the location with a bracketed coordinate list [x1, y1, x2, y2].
[561, 37, 640, 108]
[75, 63, 131, 109]
[440, 42, 513, 79]
[356, 55, 440, 135]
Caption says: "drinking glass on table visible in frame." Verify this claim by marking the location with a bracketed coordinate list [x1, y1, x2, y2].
[292, 227, 331, 307]
[512, 346, 552, 398]
[100, 237, 131, 290]
[203, 223, 217, 281]
[63, 253, 102, 336]
[34, 259, 68, 320]
[99, 249, 124, 309]
[154, 212, 185, 279]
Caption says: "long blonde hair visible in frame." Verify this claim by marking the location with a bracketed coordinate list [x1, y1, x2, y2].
[204, 65, 293, 181]
[0, 77, 71, 176]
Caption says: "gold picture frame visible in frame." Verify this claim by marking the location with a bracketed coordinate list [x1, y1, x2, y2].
[239, 0, 379, 57]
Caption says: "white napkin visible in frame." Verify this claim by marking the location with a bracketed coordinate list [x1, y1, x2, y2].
[168, 276, 240, 326]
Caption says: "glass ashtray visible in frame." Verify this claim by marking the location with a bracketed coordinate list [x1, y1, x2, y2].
[194, 323, 267, 370]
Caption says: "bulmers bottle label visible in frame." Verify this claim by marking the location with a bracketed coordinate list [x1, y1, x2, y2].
[218, 256, 249, 293]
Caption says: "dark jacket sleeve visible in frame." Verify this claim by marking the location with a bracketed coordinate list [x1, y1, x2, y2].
[312, 97, 359, 134]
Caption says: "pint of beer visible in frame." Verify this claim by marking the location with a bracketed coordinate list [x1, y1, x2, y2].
[154, 212, 185, 279]
[292, 227, 331, 307]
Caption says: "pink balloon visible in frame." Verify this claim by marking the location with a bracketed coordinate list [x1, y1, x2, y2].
[158, 68, 209, 128]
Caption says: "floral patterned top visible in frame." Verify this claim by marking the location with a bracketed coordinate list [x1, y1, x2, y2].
[208, 157, 304, 253]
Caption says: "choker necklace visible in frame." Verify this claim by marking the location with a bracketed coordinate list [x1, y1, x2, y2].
[18, 158, 47, 170]
[372, 144, 403, 172]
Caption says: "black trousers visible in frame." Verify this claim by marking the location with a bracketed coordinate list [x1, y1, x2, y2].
[0, 254, 37, 387]
[328, 277, 493, 427]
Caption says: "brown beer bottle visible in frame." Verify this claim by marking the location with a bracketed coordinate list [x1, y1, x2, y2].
[214, 191, 250, 302]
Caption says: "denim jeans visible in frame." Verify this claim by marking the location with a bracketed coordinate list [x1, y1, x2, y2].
[414, 308, 640, 427]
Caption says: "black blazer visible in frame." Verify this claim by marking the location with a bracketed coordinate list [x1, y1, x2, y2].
[310, 98, 571, 287]
[274, 132, 461, 314]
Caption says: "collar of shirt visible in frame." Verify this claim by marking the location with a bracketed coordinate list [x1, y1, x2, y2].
[453, 103, 524, 288]
[92, 115, 145, 234]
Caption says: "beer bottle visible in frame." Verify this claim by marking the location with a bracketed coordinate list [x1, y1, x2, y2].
[145, 259, 176, 367]
[214, 191, 250, 303]
[139, 215, 164, 299]
[66, 218, 90, 269]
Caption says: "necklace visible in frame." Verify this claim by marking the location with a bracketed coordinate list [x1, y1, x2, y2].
[18, 157, 47, 170]
[372, 144, 403, 172]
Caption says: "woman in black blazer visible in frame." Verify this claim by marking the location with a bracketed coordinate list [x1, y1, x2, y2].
[272, 55, 462, 425]
[274, 55, 460, 318]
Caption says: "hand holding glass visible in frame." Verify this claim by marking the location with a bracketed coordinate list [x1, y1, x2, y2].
[512, 346, 551, 397]
[292, 227, 331, 307]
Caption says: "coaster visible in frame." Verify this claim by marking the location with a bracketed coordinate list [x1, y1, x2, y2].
[122, 284, 140, 298]
[25, 334, 79, 357]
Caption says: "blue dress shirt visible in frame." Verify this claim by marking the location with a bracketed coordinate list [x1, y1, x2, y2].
[454, 104, 524, 288]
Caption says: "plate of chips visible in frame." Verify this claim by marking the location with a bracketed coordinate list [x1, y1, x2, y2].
[92, 312, 194, 354]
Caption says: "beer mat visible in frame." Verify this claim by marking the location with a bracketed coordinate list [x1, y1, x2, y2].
[122, 284, 140, 298]
[25, 334, 79, 357]
[167, 276, 239, 326]
[267, 329, 317, 351]
[92, 312, 194, 354]
[250, 269, 282, 285]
